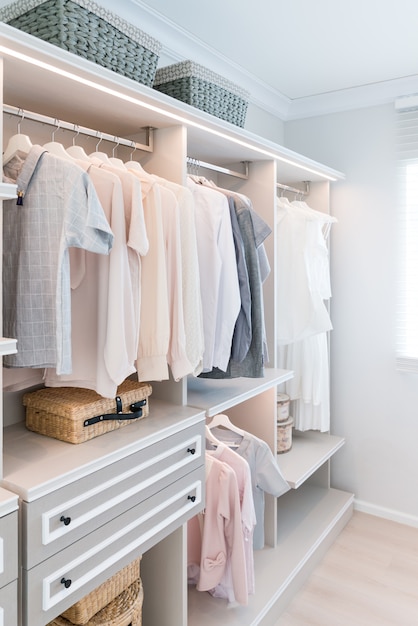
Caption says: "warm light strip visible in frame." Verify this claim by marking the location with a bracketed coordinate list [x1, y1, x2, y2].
[0, 45, 338, 181]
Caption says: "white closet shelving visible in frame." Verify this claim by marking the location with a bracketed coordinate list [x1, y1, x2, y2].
[0, 21, 353, 626]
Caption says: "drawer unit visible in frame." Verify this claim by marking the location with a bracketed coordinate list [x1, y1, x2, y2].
[0, 489, 19, 625]
[21, 422, 203, 569]
[23, 468, 204, 625]
[0, 508, 18, 589]
[3, 404, 206, 625]
[0, 579, 18, 626]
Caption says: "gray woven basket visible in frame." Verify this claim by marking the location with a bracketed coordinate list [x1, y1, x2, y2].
[0, 0, 162, 86]
[154, 61, 249, 128]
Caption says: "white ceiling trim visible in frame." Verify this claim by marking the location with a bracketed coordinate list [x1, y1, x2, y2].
[287, 74, 418, 120]
[124, 0, 418, 121]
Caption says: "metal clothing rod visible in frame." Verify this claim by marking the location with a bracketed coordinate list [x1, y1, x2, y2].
[276, 181, 310, 196]
[187, 157, 249, 180]
[3, 104, 154, 153]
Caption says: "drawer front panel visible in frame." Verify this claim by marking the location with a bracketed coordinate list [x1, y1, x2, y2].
[23, 466, 204, 625]
[0, 511, 18, 588]
[0, 579, 18, 626]
[23, 422, 203, 568]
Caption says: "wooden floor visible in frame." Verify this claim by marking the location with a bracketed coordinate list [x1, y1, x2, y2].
[275, 511, 418, 626]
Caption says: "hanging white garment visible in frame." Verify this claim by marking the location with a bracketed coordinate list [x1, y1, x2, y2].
[278, 332, 330, 432]
[130, 171, 170, 382]
[276, 197, 334, 344]
[152, 175, 204, 377]
[187, 178, 241, 373]
[276, 196, 336, 431]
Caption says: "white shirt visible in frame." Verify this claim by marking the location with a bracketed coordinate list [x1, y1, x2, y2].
[187, 179, 240, 373]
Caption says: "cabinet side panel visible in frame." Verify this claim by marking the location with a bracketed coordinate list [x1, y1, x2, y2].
[141, 525, 187, 626]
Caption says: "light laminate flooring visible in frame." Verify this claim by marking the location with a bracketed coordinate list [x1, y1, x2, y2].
[275, 511, 418, 626]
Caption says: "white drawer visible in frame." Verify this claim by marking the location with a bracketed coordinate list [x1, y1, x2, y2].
[22, 422, 203, 569]
[23, 467, 204, 626]
[0, 579, 18, 626]
[0, 510, 18, 589]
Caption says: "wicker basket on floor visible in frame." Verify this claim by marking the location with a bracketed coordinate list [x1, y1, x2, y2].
[48, 578, 143, 626]
[0, 0, 161, 86]
[61, 559, 141, 625]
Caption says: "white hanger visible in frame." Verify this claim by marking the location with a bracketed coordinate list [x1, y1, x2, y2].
[125, 160, 145, 172]
[44, 141, 76, 161]
[67, 145, 91, 161]
[3, 109, 32, 165]
[89, 133, 111, 163]
[109, 157, 126, 170]
[90, 150, 111, 163]
[205, 425, 222, 447]
[43, 119, 75, 162]
[125, 142, 145, 172]
[108, 137, 127, 170]
[206, 413, 246, 436]
[66, 125, 91, 162]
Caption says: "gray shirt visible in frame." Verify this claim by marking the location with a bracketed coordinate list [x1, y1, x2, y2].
[3, 146, 113, 373]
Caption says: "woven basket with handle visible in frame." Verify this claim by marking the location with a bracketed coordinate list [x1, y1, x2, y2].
[23, 379, 152, 444]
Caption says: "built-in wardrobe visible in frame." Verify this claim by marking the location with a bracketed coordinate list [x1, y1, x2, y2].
[0, 22, 354, 626]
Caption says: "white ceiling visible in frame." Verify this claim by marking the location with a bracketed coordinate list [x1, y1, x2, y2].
[130, 0, 418, 119]
[1, 0, 417, 119]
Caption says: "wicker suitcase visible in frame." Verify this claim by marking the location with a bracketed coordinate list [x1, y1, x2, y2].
[61, 559, 141, 625]
[48, 578, 143, 626]
[23, 379, 152, 444]
[0, 0, 161, 86]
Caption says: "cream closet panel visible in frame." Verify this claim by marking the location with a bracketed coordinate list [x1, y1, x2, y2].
[0, 20, 352, 626]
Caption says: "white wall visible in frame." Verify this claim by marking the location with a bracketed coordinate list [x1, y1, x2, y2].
[285, 104, 418, 526]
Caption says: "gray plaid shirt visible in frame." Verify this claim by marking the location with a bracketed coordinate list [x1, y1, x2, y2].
[3, 145, 113, 373]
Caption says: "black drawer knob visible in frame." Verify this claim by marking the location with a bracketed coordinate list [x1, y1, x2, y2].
[61, 577, 72, 589]
[187, 447, 196, 455]
[60, 515, 71, 526]
[188, 495, 196, 503]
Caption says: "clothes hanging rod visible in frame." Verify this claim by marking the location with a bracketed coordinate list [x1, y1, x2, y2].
[3, 104, 154, 153]
[187, 157, 249, 180]
[276, 181, 310, 196]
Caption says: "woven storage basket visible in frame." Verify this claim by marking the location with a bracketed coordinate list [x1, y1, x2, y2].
[23, 379, 152, 444]
[153, 60, 249, 127]
[61, 558, 141, 625]
[48, 578, 143, 626]
[0, 0, 161, 86]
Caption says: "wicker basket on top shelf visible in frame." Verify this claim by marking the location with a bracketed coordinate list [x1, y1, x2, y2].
[153, 60, 249, 127]
[0, 0, 162, 86]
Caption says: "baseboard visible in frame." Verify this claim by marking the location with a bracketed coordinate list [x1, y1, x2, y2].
[354, 499, 418, 528]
